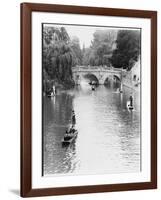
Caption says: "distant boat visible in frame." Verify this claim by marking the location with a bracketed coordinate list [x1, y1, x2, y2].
[91, 85, 95, 91]
[115, 88, 123, 93]
[47, 85, 57, 97]
[135, 82, 140, 87]
[47, 92, 55, 97]
[127, 101, 134, 110]
[89, 81, 97, 86]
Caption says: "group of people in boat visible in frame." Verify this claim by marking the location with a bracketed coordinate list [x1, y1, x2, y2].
[47, 85, 57, 97]
[64, 125, 76, 141]
[127, 95, 134, 110]
[89, 81, 97, 91]
[64, 110, 77, 141]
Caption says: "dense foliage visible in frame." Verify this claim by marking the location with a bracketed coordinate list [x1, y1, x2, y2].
[110, 30, 140, 70]
[43, 26, 81, 90]
[82, 30, 117, 66]
[70, 36, 83, 65]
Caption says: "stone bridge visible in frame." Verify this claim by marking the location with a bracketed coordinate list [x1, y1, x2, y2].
[72, 66, 124, 85]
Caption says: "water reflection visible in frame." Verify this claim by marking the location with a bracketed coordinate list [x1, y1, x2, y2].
[43, 83, 140, 175]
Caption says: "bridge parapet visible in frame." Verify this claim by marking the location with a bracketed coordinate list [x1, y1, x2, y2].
[72, 65, 123, 72]
[72, 65, 124, 85]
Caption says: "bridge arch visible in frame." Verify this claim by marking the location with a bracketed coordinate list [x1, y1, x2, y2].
[83, 73, 99, 84]
[113, 75, 121, 82]
[104, 74, 121, 85]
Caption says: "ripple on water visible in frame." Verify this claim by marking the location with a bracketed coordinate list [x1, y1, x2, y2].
[43, 85, 141, 176]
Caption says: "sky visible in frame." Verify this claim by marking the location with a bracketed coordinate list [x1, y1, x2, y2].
[44, 24, 119, 48]
[63, 25, 96, 48]
[44, 24, 140, 49]
[44, 24, 97, 48]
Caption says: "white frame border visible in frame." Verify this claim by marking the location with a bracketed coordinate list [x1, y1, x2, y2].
[32, 12, 151, 188]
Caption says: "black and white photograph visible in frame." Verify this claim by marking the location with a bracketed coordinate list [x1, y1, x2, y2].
[42, 23, 141, 176]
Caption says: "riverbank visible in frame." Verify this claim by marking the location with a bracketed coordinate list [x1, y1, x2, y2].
[43, 78, 75, 94]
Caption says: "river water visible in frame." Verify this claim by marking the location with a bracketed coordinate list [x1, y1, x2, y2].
[43, 82, 141, 176]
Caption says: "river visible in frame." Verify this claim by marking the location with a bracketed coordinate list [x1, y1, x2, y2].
[43, 82, 141, 176]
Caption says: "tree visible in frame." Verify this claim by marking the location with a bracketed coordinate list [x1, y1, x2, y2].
[82, 29, 117, 66]
[110, 30, 140, 70]
[43, 26, 77, 89]
[69, 36, 83, 65]
[82, 48, 95, 66]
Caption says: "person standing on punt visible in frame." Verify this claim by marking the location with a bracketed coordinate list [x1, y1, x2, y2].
[72, 110, 76, 125]
[129, 96, 133, 107]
